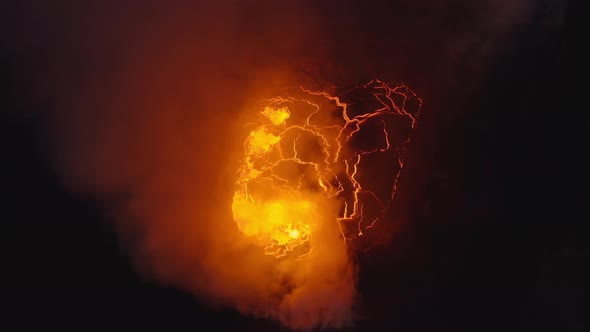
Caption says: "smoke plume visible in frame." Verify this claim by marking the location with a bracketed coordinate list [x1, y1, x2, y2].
[1, 0, 562, 330]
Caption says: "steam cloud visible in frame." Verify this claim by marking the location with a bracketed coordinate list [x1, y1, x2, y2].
[2, 0, 562, 330]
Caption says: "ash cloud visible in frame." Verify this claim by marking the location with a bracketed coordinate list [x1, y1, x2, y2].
[1, 0, 563, 330]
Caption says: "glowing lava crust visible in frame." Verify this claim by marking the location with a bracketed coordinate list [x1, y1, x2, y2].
[232, 80, 422, 258]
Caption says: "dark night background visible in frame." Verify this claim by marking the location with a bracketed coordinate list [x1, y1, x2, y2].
[1, 1, 587, 331]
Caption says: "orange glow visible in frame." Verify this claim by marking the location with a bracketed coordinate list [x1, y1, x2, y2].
[262, 106, 291, 125]
[232, 194, 313, 256]
[232, 80, 422, 257]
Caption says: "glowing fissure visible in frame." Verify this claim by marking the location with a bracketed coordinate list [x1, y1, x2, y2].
[232, 80, 422, 257]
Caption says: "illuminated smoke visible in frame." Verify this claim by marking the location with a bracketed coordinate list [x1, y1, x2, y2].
[1, 0, 558, 330]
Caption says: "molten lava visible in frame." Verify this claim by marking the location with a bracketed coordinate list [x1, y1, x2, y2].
[232, 80, 422, 257]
